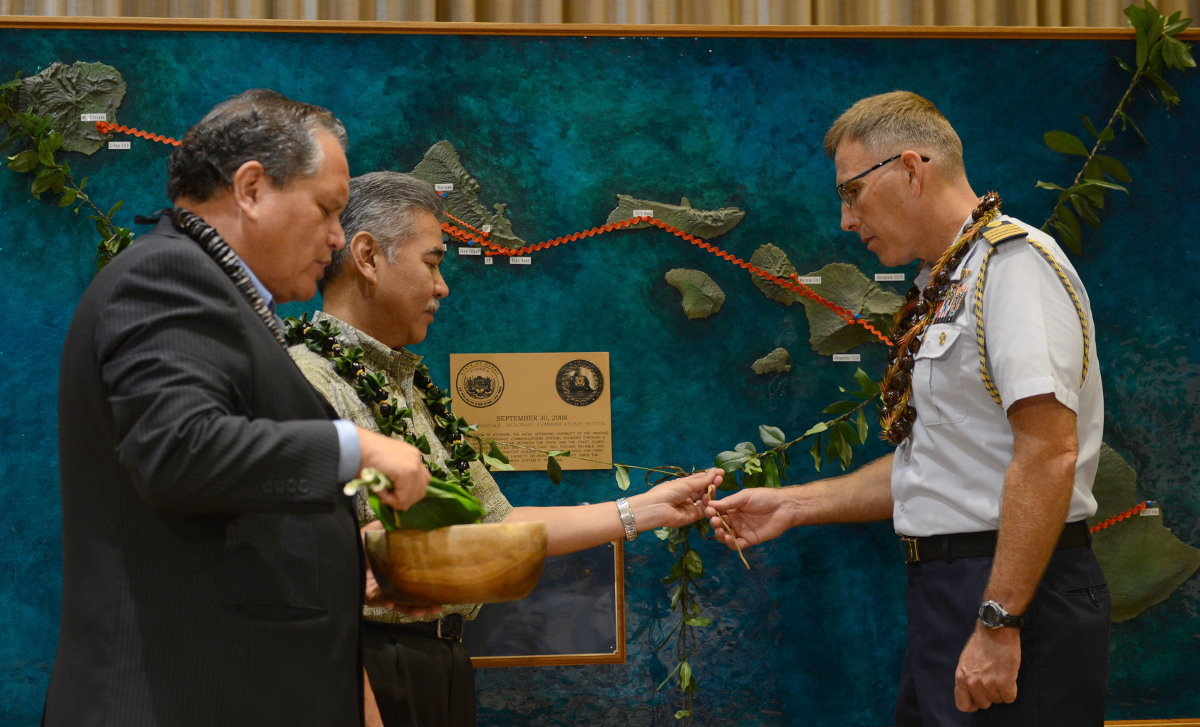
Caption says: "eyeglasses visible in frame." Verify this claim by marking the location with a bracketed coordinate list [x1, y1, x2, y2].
[836, 153, 929, 208]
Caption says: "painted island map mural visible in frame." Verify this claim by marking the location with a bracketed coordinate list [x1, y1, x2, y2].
[1, 20, 1198, 726]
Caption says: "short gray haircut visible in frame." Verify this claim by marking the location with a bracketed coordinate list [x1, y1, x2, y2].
[167, 89, 347, 202]
[823, 91, 964, 178]
[321, 172, 445, 290]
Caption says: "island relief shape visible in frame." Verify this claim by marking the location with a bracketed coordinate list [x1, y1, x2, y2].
[752, 347, 791, 374]
[605, 194, 745, 239]
[14, 61, 126, 155]
[1089, 443, 1200, 621]
[410, 140, 526, 250]
[748, 242, 903, 356]
[411, 142, 746, 252]
[664, 268, 725, 320]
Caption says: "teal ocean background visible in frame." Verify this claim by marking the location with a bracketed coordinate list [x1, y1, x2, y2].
[1, 28, 1197, 725]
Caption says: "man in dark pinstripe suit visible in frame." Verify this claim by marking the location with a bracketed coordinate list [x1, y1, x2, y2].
[46, 90, 430, 727]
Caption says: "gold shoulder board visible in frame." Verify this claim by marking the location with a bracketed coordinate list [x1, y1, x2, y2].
[981, 221, 1027, 246]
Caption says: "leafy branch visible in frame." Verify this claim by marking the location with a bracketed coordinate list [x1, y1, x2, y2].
[0, 74, 133, 268]
[469, 436, 682, 488]
[715, 368, 880, 487]
[652, 519, 712, 723]
[646, 368, 881, 724]
[347, 467, 486, 532]
[448, 430, 723, 724]
[1038, 0, 1194, 253]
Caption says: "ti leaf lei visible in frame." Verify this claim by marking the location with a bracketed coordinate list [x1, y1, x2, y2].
[284, 313, 494, 531]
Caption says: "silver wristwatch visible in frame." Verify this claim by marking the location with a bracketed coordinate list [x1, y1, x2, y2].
[978, 600, 1028, 629]
[615, 497, 637, 541]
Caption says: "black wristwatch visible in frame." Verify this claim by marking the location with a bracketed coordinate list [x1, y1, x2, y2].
[978, 600, 1028, 630]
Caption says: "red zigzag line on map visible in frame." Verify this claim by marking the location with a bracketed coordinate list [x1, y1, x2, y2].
[441, 211, 890, 345]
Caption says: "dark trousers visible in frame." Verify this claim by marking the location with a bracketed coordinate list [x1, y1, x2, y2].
[362, 619, 476, 727]
[895, 542, 1110, 727]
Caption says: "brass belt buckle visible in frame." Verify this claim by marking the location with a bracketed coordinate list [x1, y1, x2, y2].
[900, 536, 920, 564]
[437, 617, 463, 642]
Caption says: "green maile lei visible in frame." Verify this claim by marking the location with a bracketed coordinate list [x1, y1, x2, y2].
[284, 313, 511, 531]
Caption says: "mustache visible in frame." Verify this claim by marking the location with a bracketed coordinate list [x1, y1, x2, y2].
[423, 299, 440, 314]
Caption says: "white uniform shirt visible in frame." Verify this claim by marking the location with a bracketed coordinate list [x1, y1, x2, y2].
[891, 214, 1103, 537]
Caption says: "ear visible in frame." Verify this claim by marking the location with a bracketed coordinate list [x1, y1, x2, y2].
[350, 231, 381, 284]
[231, 160, 269, 221]
[898, 150, 926, 197]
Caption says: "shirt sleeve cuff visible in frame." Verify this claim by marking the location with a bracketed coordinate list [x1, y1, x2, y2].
[332, 419, 361, 483]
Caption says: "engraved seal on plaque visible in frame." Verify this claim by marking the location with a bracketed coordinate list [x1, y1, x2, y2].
[555, 359, 604, 407]
[456, 360, 505, 407]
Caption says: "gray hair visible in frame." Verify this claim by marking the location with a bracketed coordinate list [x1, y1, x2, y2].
[166, 89, 347, 203]
[321, 172, 446, 290]
[823, 91, 964, 178]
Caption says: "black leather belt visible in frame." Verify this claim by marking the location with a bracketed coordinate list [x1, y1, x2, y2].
[391, 613, 464, 641]
[900, 520, 1090, 564]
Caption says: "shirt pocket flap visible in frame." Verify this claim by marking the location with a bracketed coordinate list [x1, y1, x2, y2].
[914, 324, 962, 360]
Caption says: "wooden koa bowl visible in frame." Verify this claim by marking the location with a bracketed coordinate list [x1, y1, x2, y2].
[364, 521, 548, 605]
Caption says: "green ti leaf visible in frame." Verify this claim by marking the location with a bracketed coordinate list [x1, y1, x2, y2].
[1094, 154, 1132, 183]
[822, 400, 859, 416]
[1054, 205, 1083, 255]
[1079, 115, 1114, 142]
[390, 477, 487, 531]
[679, 659, 697, 693]
[614, 464, 631, 491]
[758, 424, 786, 449]
[1043, 130, 1090, 156]
[852, 367, 880, 398]
[7, 149, 38, 172]
[762, 454, 781, 488]
[715, 450, 749, 474]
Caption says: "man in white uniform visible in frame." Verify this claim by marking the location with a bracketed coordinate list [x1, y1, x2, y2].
[707, 91, 1108, 726]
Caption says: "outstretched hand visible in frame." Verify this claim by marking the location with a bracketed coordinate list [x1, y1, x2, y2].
[705, 487, 796, 550]
[634, 467, 724, 530]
